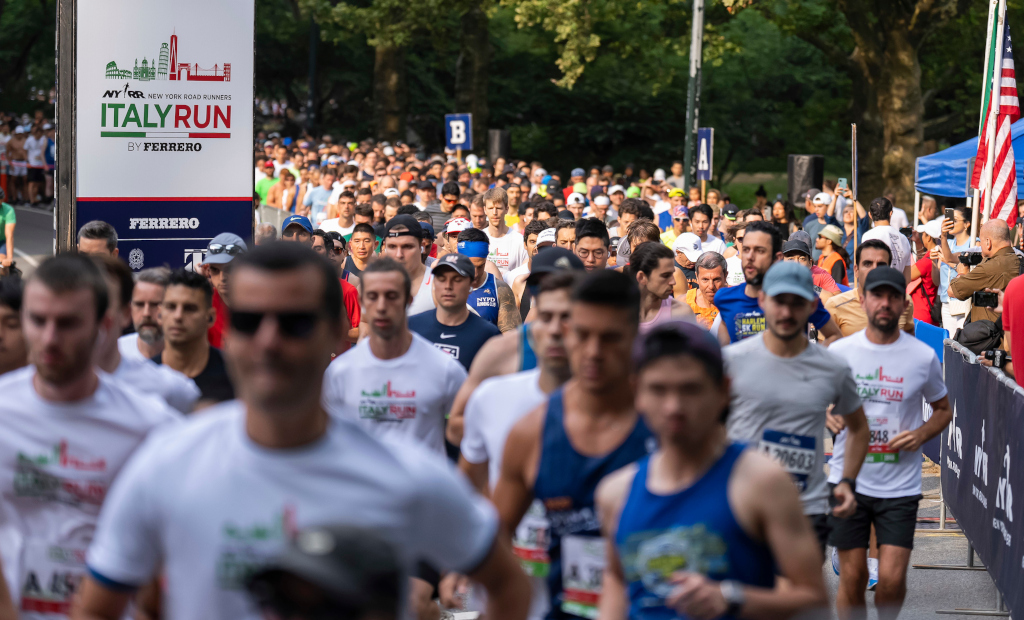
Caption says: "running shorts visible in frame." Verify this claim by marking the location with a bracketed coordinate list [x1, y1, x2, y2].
[828, 484, 921, 550]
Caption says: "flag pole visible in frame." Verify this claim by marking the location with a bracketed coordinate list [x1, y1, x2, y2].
[972, 0, 998, 242]
[983, 0, 1007, 227]
[852, 123, 859, 290]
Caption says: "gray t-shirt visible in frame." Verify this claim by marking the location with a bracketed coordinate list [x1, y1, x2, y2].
[724, 333, 862, 514]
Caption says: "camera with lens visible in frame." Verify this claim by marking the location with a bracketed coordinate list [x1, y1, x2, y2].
[983, 349, 1010, 369]
[959, 252, 984, 266]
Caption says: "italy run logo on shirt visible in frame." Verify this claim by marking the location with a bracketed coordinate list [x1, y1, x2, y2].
[216, 505, 297, 590]
[854, 366, 905, 404]
[358, 381, 418, 422]
[14, 441, 109, 507]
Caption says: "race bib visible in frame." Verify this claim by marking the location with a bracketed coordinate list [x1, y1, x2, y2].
[758, 430, 815, 492]
[513, 500, 551, 578]
[560, 535, 605, 619]
[20, 541, 87, 615]
[867, 414, 900, 463]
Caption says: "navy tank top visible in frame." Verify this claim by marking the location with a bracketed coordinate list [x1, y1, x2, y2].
[534, 388, 655, 619]
[468, 272, 500, 325]
[519, 324, 537, 371]
[614, 444, 775, 620]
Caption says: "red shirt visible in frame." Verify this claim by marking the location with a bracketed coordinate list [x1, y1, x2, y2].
[338, 278, 361, 354]
[1002, 274, 1024, 365]
[208, 288, 229, 348]
[910, 256, 939, 325]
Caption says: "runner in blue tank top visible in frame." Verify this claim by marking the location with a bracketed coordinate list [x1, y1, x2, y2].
[458, 230, 521, 332]
[468, 271, 500, 325]
[494, 270, 654, 620]
[596, 322, 827, 620]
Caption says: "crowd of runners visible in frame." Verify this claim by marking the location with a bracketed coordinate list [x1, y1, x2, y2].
[0, 134, 965, 620]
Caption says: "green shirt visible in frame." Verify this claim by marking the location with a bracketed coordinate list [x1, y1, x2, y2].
[0, 203, 16, 245]
[255, 177, 279, 204]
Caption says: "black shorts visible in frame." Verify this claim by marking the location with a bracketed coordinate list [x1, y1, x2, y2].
[26, 168, 44, 183]
[808, 513, 831, 556]
[828, 485, 921, 550]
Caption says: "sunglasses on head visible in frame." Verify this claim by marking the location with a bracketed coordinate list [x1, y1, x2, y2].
[229, 311, 321, 339]
[208, 243, 245, 256]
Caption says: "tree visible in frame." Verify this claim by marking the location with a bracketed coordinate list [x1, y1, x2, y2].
[0, 0, 56, 113]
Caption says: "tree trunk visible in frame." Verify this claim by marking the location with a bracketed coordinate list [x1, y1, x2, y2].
[454, 3, 490, 153]
[374, 45, 407, 143]
[876, 28, 924, 210]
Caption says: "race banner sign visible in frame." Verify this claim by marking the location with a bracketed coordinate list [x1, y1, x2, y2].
[941, 342, 1024, 615]
[75, 0, 255, 270]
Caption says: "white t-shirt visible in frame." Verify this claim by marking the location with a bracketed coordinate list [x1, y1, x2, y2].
[503, 262, 531, 287]
[486, 229, 529, 275]
[86, 403, 498, 620]
[318, 218, 355, 237]
[111, 356, 201, 414]
[725, 255, 744, 286]
[862, 225, 913, 275]
[117, 333, 147, 362]
[24, 136, 46, 167]
[827, 331, 947, 498]
[0, 367, 179, 618]
[890, 208, 910, 230]
[700, 235, 727, 256]
[322, 334, 467, 454]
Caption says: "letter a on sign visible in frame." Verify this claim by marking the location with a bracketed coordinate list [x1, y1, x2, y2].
[697, 127, 713, 181]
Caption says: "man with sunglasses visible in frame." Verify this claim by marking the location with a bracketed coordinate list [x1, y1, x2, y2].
[198, 233, 247, 349]
[153, 269, 235, 408]
[78, 243, 531, 620]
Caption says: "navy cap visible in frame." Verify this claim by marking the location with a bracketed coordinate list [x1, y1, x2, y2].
[863, 266, 907, 295]
[282, 215, 313, 234]
[432, 253, 474, 278]
[384, 215, 422, 239]
[571, 168, 586, 178]
[420, 221, 436, 240]
[203, 232, 247, 265]
[762, 261, 815, 301]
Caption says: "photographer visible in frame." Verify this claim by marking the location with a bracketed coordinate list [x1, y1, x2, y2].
[947, 219, 1020, 324]
[937, 206, 976, 331]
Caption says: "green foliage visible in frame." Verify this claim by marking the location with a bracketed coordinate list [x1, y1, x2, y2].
[0, 0, 56, 113]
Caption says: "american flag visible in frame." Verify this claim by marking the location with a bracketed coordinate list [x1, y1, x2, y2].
[972, 19, 1020, 226]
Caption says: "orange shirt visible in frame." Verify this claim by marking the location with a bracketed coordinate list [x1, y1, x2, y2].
[685, 288, 719, 330]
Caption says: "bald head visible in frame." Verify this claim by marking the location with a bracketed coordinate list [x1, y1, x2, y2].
[980, 219, 1012, 257]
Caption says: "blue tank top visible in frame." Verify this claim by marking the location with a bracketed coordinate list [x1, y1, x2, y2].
[468, 272, 500, 325]
[535, 388, 655, 619]
[615, 444, 775, 620]
[519, 324, 537, 371]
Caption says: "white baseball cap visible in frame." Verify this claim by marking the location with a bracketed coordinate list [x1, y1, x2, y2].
[653, 168, 666, 181]
[383, 188, 400, 198]
[594, 195, 610, 206]
[445, 217, 472, 235]
[812, 192, 832, 206]
[567, 192, 586, 205]
[673, 232, 704, 262]
[915, 217, 944, 240]
[536, 228, 557, 247]
[609, 184, 626, 195]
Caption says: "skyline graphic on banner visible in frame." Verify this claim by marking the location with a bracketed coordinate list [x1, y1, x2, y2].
[104, 31, 231, 82]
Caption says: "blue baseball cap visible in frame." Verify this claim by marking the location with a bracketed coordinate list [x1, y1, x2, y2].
[203, 232, 247, 265]
[762, 261, 816, 301]
[282, 214, 313, 235]
[571, 168, 586, 178]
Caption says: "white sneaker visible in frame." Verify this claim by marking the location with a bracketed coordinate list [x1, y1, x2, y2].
[867, 557, 879, 591]
[831, 547, 840, 576]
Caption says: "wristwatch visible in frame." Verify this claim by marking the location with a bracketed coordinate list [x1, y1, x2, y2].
[839, 477, 857, 494]
[720, 580, 745, 616]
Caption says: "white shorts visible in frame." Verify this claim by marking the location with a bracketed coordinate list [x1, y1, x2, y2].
[9, 161, 26, 177]
[941, 303, 966, 334]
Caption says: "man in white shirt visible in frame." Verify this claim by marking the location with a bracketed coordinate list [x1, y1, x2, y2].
[319, 190, 356, 236]
[827, 267, 951, 620]
[0, 254, 178, 619]
[23, 125, 47, 206]
[482, 187, 529, 276]
[688, 203, 727, 255]
[94, 256, 200, 414]
[76, 243, 530, 620]
[861, 196, 913, 281]
[326, 256, 466, 455]
[118, 267, 169, 362]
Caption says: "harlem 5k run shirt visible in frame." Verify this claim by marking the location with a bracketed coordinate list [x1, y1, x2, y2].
[322, 334, 467, 454]
[86, 403, 499, 620]
[713, 284, 832, 343]
[827, 331, 947, 498]
[0, 367, 179, 618]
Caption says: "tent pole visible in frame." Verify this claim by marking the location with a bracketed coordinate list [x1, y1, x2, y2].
[913, 191, 921, 255]
[971, 189, 982, 243]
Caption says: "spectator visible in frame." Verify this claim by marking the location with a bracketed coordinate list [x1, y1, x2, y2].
[77, 220, 119, 257]
[0, 188, 15, 271]
[816, 224, 850, 286]
[937, 206, 976, 332]
[802, 192, 840, 261]
[861, 196, 913, 280]
[254, 223, 278, 245]
[824, 239, 915, 337]
[948, 219, 1020, 325]
[909, 218, 942, 326]
[770, 200, 799, 240]
[0, 275, 26, 374]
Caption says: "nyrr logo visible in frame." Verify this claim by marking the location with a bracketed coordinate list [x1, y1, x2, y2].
[102, 83, 143, 99]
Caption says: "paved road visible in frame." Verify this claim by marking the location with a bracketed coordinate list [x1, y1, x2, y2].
[9, 204, 54, 277]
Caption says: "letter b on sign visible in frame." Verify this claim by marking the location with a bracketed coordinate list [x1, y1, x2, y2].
[445, 113, 473, 150]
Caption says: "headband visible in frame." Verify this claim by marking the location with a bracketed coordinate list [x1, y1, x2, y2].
[457, 240, 489, 258]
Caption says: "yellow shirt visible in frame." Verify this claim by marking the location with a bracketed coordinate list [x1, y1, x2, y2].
[661, 229, 678, 248]
[685, 288, 719, 330]
[505, 213, 519, 228]
[823, 288, 915, 337]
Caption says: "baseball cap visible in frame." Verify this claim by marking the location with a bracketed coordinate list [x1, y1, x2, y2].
[653, 168, 666, 181]
[573, 182, 587, 193]
[863, 266, 907, 295]
[383, 146, 395, 156]
[432, 253, 474, 278]
[781, 238, 811, 257]
[417, 180, 436, 191]
[803, 188, 821, 201]
[789, 230, 813, 249]
[672, 205, 689, 219]
[762, 261, 815, 301]
[527, 247, 585, 284]
[626, 187, 642, 198]
[723, 204, 739, 221]
[536, 228, 557, 247]
[571, 167, 586, 178]
[557, 209, 575, 221]
[420, 222, 435, 240]
[609, 184, 625, 195]
[668, 188, 685, 198]
[594, 195, 610, 206]
[673, 233, 704, 262]
[818, 224, 844, 247]
[567, 192, 586, 206]
[915, 217, 944, 240]
[282, 215, 313, 235]
[383, 187, 400, 198]
[247, 525, 402, 619]
[633, 320, 723, 374]
[384, 215, 422, 238]
[444, 218, 472, 236]
[589, 186, 605, 199]
[203, 233, 248, 265]
[263, 140, 274, 147]
[812, 192, 832, 206]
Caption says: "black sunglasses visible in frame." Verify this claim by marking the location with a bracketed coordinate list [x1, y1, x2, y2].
[230, 311, 321, 338]
[208, 243, 245, 256]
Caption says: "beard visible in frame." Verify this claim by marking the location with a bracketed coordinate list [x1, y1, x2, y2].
[869, 313, 899, 334]
[136, 323, 162, 344]
[745, 272, 764, 287]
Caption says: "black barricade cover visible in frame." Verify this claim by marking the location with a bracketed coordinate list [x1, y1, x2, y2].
[942, 343, 1024, 614]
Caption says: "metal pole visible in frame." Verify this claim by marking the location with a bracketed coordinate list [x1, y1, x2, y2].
[682, 0, 704, 193]
[913, 190, 921, 255]
[55, 0, 76, 253]
[852, 124, 859, 289]
[305, 17, 318, 133]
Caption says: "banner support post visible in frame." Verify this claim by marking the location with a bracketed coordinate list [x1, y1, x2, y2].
[55, 0, 77, 254]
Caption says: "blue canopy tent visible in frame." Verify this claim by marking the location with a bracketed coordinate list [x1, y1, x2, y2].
[915, 118, 1024, 198]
